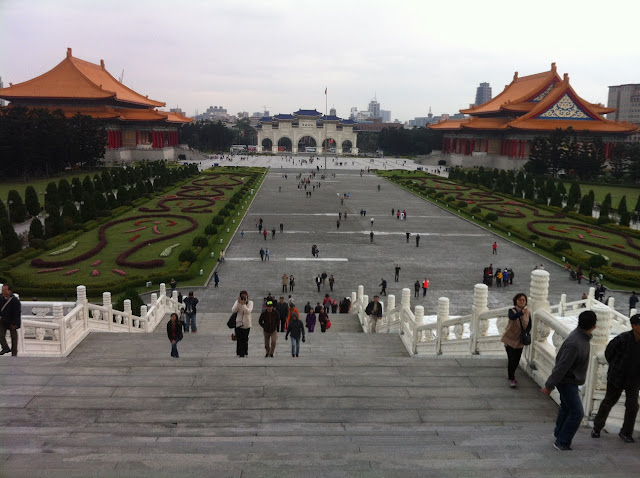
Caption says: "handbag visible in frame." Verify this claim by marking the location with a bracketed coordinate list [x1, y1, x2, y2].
[326, 319, 331, 329]
[518, 315, 532, 346]
[231, 333, 236, 341]
[227, 312, 237, 329]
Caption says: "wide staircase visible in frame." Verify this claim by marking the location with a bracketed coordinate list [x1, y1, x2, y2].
[1, 313, 638, 478]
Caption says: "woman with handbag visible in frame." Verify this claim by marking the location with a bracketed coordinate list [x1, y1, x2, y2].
[232, 290, 253, 357]
[501, 293, 531, 388]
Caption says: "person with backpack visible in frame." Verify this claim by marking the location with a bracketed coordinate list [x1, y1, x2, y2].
[285, 306, 305, 357]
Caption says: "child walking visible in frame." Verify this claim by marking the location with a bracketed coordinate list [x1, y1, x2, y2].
[285, 307, 305, 357]
[167, 312, 183, 358]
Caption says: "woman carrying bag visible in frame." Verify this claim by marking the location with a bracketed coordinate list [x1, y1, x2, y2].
[501, 293, 531, 388]
[232, 290, 253, 357]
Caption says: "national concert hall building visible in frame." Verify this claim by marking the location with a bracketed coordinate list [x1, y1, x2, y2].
[0, 48, 192, 163]
[429, 63, 638, 167]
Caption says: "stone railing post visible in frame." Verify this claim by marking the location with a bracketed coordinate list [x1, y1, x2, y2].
[76, 285, 89, 329]
[103, 292, 113, 331]
[140, 305, 148, 331]
[586, 287, 595, 309]
[583, 303, 613, 417]
[437, 297, 449, 352]
[149, 293, 158, 330]
[350, 291, 357, 309]
[171, 290, 180, 314]
[413, 305, 424, 354]
[559, 294, 566, 317]
[124, 299, 132, 330]
[470, 284, 488, 355]
[528, 270, 550, 366]
[159, 283, 167, 306]
[53, 303, 66, 354]
[632, 308, 638, 319]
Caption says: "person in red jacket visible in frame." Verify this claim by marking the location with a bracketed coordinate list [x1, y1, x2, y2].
[167, 313, 184, 358]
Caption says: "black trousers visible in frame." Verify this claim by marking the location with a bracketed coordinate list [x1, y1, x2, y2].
[0, 323, 18, 356]
[505, 345, 524, 380]
[235, 327, 250, 357]
[594, 381, 639, 436]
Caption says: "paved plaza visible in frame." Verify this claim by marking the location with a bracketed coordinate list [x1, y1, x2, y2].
[1, 160, 637, 478]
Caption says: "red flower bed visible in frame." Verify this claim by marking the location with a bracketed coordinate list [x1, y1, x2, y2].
[65, 269, 79, 276]
[130, 234, 140, 242]
[91, 260, 102, 266]
[38, 267, 64, 274]
[125, 226, 147, 233]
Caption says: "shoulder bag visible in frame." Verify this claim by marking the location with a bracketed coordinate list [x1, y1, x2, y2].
[518, 314, 532, 346]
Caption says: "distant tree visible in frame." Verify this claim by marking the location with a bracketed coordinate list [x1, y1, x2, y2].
[45, 182, 59, 212]
[28, 216, 45, 242]
[0, 221, 21, 255]
[7, 190, 26, 223]
[101, 170, 113, 191]
[80, 191, 97, 222]
[24, 185, 40, 217]
[71, 177, 83, 202]
[58, 179, 72, 204]
[618, 195, 630, 227]
[82, 175, 94, 195]
[567, 181, 581, 209]
[44, 210, 65, 238]
[578, 191, 595, 217]
[550, 189, 563, 208]
[61, 200, 81, 226]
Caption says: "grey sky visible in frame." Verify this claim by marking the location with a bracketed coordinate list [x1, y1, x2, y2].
[1, 0, 638, 122]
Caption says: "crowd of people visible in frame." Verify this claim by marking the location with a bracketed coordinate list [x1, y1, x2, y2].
[482, 264, 515, 288]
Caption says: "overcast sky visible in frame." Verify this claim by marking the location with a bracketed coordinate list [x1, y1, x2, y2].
[1, 0, 639, 122]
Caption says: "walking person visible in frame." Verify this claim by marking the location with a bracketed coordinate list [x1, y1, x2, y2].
[276, 297, 289, 333]
[169, 278, 177, 294]
[501, 293, 531, 388]
[315, 274, 322, 292]
[259, 300, 279, 357]
[306, 308, 317, 332]
[406, 232, 410, 243]
[167, 312, 183, 358]
[492, 242, 498, 255]
[414, 280, 420, 298]
[394, 265, 401, 282]
[285, 307, 305, 357]
[541, 310, 598, 450]
[0, 284, 21, 356]
[214, 272, 220, 288]
[289, 275, 295, 292]
[365, 295, 383, 333]
[591, 314, 640, 443]
[263, 229, 268, 241]
[329, 275, 335, 292]
[280, 222, 284, 233]
[422, 278, 429, 297]
[232, 291, 253, 357]
[319, 309, 329, 333]
[416, 234, 420, 247]
[265, 248, 270, 261]
[379, 278, 387, 296]
[259, 248, 265, 261]
[629, 291, 638, 314]
[183, 291, 199, 333]
[370, 231, 374, 243]
[282, 273, 289, 293]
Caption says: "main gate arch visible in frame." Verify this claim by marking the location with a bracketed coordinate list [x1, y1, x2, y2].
[277, 137, 292, 152]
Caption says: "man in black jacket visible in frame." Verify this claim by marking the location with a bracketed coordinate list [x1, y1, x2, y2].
[592, 314, 640, 443]
[541, 310, 597, 451]
[365, 295, 383, 333]
[259, 301, 280, 357]
[275, 297, 289, 333]
[0, 284, 22, 356]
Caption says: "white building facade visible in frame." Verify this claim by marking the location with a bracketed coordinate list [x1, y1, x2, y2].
[256, 109, 358, 154]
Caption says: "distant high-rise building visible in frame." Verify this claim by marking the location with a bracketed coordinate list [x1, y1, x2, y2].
[329, 107, 336, 116]
[474, 82, 492, 106]
[170, 107, 184, 114]
[368, 97, 381, 118]
[350, 107, 358, 120]
[380, 110, 391, 122]
[607, 84, 640, 124]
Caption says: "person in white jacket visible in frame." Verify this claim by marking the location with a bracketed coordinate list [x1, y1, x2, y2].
[232, 290, 253, 357]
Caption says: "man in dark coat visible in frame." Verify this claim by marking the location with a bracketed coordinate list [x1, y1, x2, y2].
[592, 314, 640, 443]
[365, 295, 383, 333]
[258, 301, 280, 357]
[0, 284, 22, 356]
[275, 297, 289, 333]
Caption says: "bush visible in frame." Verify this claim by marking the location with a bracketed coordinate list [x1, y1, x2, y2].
[587, 254, 608, 268]
[178, 249, 198, 264]
[457, 201, 468, 208]
[597, 216, 612, 225]
[470, 206, 481, 213]
[205, 225, 218, 235]
[485, 212, 499, 221]
[529, 234, 539, 240]
[212, 215, 225, 225]
[553, 240, 572, 252]
[192, 236, 209, 248]
[435, 192, 445, 198]
[220, 209, 230, 217]
[114, 287, 145, 316]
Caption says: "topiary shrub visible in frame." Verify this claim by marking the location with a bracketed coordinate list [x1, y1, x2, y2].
[457, 201, 468, 208]
[192, 236, 208, 248]
[220, 209, 230, 217]
[587, 254, 608, 268]
[470, 206, 481, 213]
[553, 240, 572, 252]
[205, 225, 218, 235]
[435, 192, 445, 198]
[485, 212, 499, 221]
[114, 287, 145, 316]
[178, 249, 198, 264]
[212, 215, 225, 225]
[529, 234, 539, 240]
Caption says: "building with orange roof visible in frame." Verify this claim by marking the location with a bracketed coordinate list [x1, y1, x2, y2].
[429, 63, 638, 164]
[0, 48, 192, 163]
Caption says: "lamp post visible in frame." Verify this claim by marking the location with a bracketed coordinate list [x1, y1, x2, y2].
[7, 200, 13, 222]
[39, 191, 46, 218]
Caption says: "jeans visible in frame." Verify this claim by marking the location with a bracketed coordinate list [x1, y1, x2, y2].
[185, 313, 197, 332]
[505, 345, 523, 380]
[170, 339, 180, 357]
[290, 337, 300, 356]
[0, 323, 18, 356]
[554, 383, 584, 446]
[593, 381, 639, 436]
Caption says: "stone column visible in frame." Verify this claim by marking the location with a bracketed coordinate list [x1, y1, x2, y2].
[140, 305, 148, 331]
[528, 270, 550, 364]
[77, 286, 88, 328]
[470, 284, 488, 354]
[160, 282, 167, 298]
[54, 303, 65, 353]
[124, 299, 132, 329]
[584, 302, 613, 416]
[103, 292, 113, 331]
[387, 295, 395, 326]
[414, 305, 424, 353]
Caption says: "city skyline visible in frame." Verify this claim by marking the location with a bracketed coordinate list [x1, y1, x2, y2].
[1, 0, 638, 122]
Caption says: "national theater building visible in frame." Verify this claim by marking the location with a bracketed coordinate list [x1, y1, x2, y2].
[256, 109, 358, 154]
[429, 63, 638, 163]
[0, 48, 192, 163]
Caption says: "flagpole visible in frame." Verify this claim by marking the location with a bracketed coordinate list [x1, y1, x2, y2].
[324, 87, 327, 170]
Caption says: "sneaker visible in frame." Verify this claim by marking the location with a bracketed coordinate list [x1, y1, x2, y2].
[591, 429, 600, 438]
[553, 441, 572, 451]
[619, 432, 636, 443]
[509, 380, 517, 388]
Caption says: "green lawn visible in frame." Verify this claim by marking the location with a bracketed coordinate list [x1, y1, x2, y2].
[7, 169, 262, 297]
[0, 171, 106, 205]
[559, 182, 639, 208]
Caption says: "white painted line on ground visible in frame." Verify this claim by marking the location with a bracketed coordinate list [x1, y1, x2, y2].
[286, 257, 349, 261]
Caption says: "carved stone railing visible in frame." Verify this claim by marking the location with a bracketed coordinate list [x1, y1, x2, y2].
[350, 269, 637, 433]
[7, 282, 181, 357]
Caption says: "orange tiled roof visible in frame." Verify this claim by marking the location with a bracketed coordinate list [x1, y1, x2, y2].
[20, 104, 193, 124]
[0, 48, 165, 108]
[428, 119, 466, 130]
[461, 64, 561, 115]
